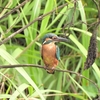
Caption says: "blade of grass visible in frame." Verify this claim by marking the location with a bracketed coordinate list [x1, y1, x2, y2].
[0, 72, 27, 100]
[10, 83, 29, 100]
[69, 34, 100, 78]
[0, 48, 45, 100]
[40, 0, 54, 33]
[0, 94, 11, 99]
[78, 0, 89, 87]
[47, 6, 67, 30]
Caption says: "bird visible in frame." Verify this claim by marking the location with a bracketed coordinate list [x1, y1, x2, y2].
[41, 33, 69, 74]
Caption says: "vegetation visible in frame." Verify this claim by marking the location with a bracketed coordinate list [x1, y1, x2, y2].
[0, 0, 100, 100]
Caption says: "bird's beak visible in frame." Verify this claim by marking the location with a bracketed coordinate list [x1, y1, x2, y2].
[53, 37, 69, 42]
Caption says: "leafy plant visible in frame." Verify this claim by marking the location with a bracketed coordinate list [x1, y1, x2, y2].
[0, 0, 100, 100]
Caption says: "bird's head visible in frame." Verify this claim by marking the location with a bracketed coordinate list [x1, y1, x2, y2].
[42, 33, 69, 44]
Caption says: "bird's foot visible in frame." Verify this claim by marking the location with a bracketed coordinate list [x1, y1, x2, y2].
[44, 66, 55, 74]
[44, 66, 46, 69]
[48, 67, 55, 74]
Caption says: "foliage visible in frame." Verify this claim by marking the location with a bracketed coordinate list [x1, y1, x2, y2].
[0, 0, 100, 100]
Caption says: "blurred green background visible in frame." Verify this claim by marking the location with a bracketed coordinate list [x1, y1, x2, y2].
[0, 0, 100, 100]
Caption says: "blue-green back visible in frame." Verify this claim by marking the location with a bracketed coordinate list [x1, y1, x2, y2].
[56, 46, 60, 60]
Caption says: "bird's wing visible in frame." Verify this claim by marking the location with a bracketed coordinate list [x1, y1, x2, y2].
[56, 46, 60, 60]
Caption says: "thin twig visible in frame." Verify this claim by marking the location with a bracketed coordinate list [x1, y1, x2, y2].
[4, 9, 20, 35]
[19, 93, 81, 99]
[0, 3, 68, 45]
[92, 0, 100, 21]
[0, 64, 100, 93]
[16, 35, 40, 59]
[0, 0, 29, 20]
[63, 0, 77, 37]
[0, 6, 12, 10]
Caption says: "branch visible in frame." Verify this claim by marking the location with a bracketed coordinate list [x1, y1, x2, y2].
[0, 64, 100, 93]
[63, 0, 77, 37]
[92, 0, 100, 21]
[0, 3, 68, 45]
[0, 0, 29, 20]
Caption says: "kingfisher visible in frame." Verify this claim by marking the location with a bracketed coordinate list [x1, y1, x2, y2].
[41, 33, 69, 74]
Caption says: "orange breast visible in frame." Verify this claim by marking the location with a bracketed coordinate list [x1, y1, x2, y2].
[42, 43, 59, 68]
